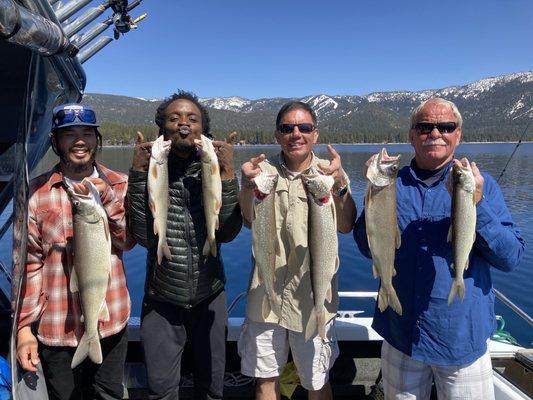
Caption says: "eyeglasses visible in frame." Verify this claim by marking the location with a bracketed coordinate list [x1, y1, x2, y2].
[53, 108, 97, 126]
[413, 122, 457, 135]
[278, 123, 316, 134]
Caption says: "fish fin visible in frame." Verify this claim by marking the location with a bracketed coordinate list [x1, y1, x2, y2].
[203, 239, 217, 258]
[447, 279, 465, 305]
[211, 163, 218, 175]
[261, 297, 271, 319]
[103, 217, 110, 242]
[305, 309, 318, 341]
[392, 267, 397, 277]
[150, 166, 158, 180]
[70, 268, 79, 293]
[210, 240, 217, 257]
[157, 242, 163, 265]
[334, 257, 339, 273]
[317, 309, 326, 340]
[162, 241, 172, 262]
[326, 285, 332, 303]
[450, 262, 455, 271]
[365, 186, 372, 207]
[447, 225, 452, 242]
[99, 301, 110, 322]
[152, 219, 158, 236]
[372, 264, 379, 278]
[149, 200, 156, 216]
[473, 231, 476, 244]
[395, 226, 401, 249]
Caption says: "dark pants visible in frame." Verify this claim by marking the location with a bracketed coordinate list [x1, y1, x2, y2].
[39, 328, 128, 400]
[141, 291, 227, 400]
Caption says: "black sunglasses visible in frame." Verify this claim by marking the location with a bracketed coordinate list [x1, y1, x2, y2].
[278, 123, 316, 134]
[54, 108, 97, 126]
[413, 122, 457, 135]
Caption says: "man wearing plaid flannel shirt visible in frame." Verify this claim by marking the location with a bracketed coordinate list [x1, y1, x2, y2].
[15, 103, 135, 400]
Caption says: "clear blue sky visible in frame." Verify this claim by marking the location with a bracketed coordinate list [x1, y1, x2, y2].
[82, 0, 533, 99]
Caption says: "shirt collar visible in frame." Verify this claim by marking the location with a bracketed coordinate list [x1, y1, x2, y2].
[408, 158, 453, 187]
[277, 152, 319, 178]
[45, 162, 125, 190]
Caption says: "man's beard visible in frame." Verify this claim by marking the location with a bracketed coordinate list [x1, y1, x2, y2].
[58, 148, 97, 172]
[171, 139, 197, 155]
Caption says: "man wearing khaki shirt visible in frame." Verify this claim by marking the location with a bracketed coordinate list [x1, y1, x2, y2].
[238, 101, 356, 400]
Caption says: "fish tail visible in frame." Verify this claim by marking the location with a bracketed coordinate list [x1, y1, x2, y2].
[377, 287, 389, 313]
[447, 278, 465, 305]
[203, 238, 217, 257]
[378, 285, 403, 315]
[388, 287, 403, 316]
[71, 333, 102, 368]
[157, 238, 171, 265]
[261, 297, 272, 319]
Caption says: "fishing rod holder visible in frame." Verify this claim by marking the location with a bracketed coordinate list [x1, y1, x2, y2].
[0, 0, 76, 56]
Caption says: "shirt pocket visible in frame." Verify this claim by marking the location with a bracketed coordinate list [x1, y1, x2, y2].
[38, 208, 67, 244]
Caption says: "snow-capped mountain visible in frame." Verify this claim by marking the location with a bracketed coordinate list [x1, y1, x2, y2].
[84, 71, 532, 141]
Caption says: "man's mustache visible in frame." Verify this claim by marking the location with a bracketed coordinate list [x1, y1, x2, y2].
[423, 138, 447, 146]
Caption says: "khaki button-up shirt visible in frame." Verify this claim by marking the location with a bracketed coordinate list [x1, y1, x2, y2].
[245, 153, 339, 333]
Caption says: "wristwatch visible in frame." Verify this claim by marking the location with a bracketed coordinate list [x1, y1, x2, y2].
[336, 184, 349, 198]
[334, 172, 351, 198]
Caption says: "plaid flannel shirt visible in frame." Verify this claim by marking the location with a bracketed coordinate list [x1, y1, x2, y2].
[17, 163, 134, 347]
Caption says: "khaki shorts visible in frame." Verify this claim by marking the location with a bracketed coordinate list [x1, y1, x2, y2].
[237, 318, 339, 391]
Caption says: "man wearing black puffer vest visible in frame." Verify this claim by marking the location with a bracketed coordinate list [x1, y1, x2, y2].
[127, 90, 242, 400]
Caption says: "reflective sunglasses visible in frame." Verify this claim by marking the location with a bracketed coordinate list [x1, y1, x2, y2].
[278, 123, 316, 134]
[413, 122, 457, 135]
[53, 108, 97, 126]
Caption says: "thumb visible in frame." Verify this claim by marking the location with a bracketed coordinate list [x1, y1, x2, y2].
[136, 131, 144, 144]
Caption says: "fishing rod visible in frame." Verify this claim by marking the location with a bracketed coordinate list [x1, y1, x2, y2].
[497, 118, 531, 183]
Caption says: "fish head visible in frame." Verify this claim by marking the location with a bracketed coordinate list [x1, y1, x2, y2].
[366, 148, 400, 188]
[67, 179, 102, 222]
[151, 135, 171, 164]
[452, 163, 476, 193]
[253, 171, 278, 199]
[195, 135, 216, 164]
[303, 167, 335, 204]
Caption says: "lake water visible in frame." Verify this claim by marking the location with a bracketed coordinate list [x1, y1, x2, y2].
[6, 142, 533, 346]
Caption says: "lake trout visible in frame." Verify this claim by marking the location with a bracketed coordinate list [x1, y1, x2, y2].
[148, 134, 172, 265]
[195, 134, 222, 257]
[303, 168, 338, 340]
[365, 148, 402, 315]
[68, 179, 111, 368]
[447, 161, 477, 304]
[251, 168, 281, 319]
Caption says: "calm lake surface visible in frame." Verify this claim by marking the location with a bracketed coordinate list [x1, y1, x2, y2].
[12, 142, 533, 346]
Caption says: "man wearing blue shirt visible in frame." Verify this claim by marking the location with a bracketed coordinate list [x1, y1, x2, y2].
[354, 98, 524, 399]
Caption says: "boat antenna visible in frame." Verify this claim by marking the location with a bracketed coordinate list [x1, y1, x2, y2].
[497, 118, 531, 183]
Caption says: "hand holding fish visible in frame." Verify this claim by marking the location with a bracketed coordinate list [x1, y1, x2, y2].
[71, 178, 108, 196]
[447, 158, 484, 204]
[241, 153, 266, 189]
[213, 131, 237, 180]
[132, 131, 153, 172]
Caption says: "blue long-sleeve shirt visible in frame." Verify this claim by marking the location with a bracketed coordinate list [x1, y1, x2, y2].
[354, 160, 525, 365]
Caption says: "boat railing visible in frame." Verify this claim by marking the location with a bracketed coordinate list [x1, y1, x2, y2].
[228, 289, 532, 328]
[493, 288, 533, 326]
